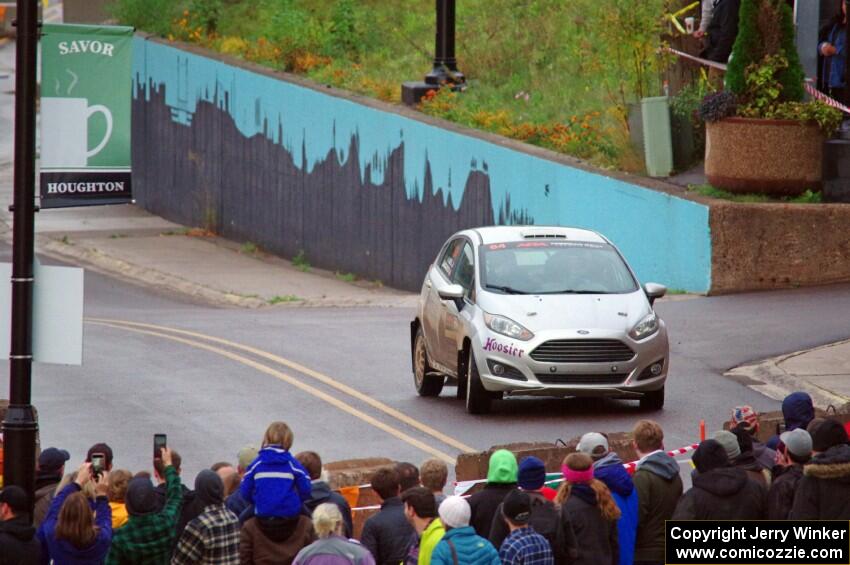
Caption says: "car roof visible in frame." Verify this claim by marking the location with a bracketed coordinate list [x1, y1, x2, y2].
[464, 225, 608, 245]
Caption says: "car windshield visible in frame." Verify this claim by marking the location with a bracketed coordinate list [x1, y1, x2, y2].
[480, 240, 638, 295]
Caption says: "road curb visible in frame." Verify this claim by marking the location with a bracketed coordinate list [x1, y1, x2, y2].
[725, 340, 850, 408]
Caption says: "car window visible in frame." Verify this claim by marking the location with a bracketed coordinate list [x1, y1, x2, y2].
[439, 239, 464, 278]
[452, 242, 475, 295]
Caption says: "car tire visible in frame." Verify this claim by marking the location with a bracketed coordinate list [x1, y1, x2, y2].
[413, 327, 444, 397]
[466, 354, 491, 415]
[640, 386, 665, 411]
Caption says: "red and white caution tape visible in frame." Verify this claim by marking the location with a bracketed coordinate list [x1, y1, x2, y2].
[663, 47, 729, 71]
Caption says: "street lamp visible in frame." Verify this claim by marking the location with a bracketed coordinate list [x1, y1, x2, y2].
[402, 0, 466, 106]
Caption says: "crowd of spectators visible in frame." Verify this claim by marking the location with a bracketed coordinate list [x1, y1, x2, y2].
[2, 391, 850, 564]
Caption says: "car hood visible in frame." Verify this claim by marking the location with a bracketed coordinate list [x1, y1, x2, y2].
[476, 290, 651, 334]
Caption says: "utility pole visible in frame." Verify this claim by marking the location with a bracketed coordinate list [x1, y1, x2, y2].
[3, 0, 39, 512]
[401, 0, 466, 105]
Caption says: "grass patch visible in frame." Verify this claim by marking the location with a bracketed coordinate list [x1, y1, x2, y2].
[335, 271, 357, 282]
[268, 294, 303, 304]
[109, 233, 129, 239]
[666, 288, 688, 295]
[240, 241, 259, 254]
[688, 184, 823, 204]
[292, 250, 310, 272]
[60, 235, 71, 244]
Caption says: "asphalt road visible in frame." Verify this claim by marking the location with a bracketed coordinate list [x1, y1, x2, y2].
[3, 234, 850, 481]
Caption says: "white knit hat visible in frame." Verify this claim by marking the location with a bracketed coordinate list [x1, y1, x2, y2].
[439, 496, 471, 529]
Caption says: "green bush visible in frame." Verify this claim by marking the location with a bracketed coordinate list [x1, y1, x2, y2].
[108, 0, 179, 36]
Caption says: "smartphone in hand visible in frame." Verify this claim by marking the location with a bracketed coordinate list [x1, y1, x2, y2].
[91, 453, 105, 479]
[154, 433, 167, 460]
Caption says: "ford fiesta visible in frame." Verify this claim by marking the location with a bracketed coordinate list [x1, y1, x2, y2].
[410, 226, 669, 414]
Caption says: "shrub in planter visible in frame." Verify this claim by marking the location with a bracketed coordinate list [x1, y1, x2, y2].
[702, 0, 842, 195]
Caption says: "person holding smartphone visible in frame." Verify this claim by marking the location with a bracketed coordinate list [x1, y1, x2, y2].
[37, 461, 113, 563]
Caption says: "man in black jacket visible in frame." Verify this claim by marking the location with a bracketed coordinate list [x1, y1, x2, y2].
[468, 449, 518, 538]
[32, 446, 69, 527]
[360, 466, 415, 565]
[701, 0, 741, 64]
[296, 450, 353, 537]
[0, 485, 41, 564]
[768, 428, 812, 519]
[673, 439, 766, 520]
[791, 420, 850, 519]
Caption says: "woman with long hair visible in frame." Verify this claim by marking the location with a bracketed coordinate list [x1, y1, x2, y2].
[555, 452, 620, 565]
[38, 461, 112, 564]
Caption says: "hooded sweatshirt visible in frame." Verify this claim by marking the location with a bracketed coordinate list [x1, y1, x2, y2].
[632, 451, 682, 563]
[767, 392, 815, 449]
[173, 470, 240, 565]
[673, 467, 766, 520]
[468, 450, 517, 538]
[240, 446, 312, 518]
[0, 514, 41, 564]
[304, 480, 353, 538]
[791, 443, 850, 519]
[37, 483, 113, 565]
[594, 453, 637, 565]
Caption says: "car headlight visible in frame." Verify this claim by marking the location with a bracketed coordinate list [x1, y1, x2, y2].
[630, 312, 659, 340]
[484, 313, 534, 341]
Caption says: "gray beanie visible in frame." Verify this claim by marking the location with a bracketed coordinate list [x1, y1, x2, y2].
[713, 430, 741, 461]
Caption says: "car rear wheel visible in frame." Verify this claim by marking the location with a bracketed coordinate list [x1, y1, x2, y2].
[466, 354, 491, 415]
[413, 327, 444, 397]
[640, 386, 665, 411]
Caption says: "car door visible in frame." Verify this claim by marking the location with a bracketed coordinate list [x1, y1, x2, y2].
[437, 240, 475, 372]
[423, 238, 463, 370]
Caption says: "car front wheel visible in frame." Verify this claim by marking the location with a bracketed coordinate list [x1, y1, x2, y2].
[640, 386, 665, 411]
[413, 327, 444, 397]
[465, 354, 491, 415]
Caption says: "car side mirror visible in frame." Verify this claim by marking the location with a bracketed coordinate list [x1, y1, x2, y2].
[438, 283, 465, 301]
[644, 282, 667, 306]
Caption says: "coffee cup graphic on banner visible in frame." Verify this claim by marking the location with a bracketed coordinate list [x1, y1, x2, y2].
[41, 97, 113, 168]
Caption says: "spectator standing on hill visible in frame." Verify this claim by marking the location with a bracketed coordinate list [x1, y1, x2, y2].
[360, 467, 414, 565]
[107, 470, 132, 530]
[700, 0, 740, 64]
[730, 426, 772, 487]
[401, 486, 444, 565]
[730, 405, 776, 470]
[631, 420, 682, 565]
[226, 445, 259, 521]
[468, 449, 518, 538]
[397, 462, 420, 492]
[0, 485, 41, 563]
[577, 433, 637, 565]
[33, 447, 70, 527]
[172, 470, 240, 565]
[431, 496, 500, 565]
[820, 0, 849, 104]
[556, 453, 620, 565]
[497, 489, 553, 565]
[488, 457, 569, 562]
[419, 459, 449, 506]
[791, 419, 850, 519]
[107, 447, 183, 565]
[767, 392, 815, 450]
[240, 422, 312, 527]
[768, 429, 812, 520]
[153, 450, 197, 542]
[673, 439, 766, 520]
[296, 451, 353, 538]
[293, 503, 374, 565]
[39, 462, 112, 564]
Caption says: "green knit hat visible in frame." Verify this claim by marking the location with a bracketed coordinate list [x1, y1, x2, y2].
[487, 449, 518, 484]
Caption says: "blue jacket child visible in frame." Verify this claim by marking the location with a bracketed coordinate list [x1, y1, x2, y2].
[240, 445, 312, 518]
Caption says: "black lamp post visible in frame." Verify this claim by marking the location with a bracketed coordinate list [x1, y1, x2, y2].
[402, 0, 466, 106]
[3, 0, 39, 514]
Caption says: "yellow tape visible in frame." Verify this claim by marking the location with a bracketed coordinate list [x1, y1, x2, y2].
[672, 1, 700, 18]
[668, 14, 687, 34]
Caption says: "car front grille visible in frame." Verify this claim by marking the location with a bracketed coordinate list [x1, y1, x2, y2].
[529, 339, 635, 363]
[534, 373, 628, 385]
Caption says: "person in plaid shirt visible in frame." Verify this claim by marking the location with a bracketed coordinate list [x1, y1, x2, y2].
[498, 490, 554, 565]
[172, 469, 240, 564]
[106, 448, 183, 565]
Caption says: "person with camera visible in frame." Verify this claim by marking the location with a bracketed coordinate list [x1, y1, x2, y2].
[37, 461, 113, 564]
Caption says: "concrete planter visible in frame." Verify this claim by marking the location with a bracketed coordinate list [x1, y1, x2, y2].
[705, 117, 824, 196]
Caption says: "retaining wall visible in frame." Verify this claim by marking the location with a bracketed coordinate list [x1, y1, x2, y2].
[131, 36, 712, 293]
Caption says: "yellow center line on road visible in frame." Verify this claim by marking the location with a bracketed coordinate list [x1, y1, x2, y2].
[88, 321, 458, 464]
[86, 318, 477, 454]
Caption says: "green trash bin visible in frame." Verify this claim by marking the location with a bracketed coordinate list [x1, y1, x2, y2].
[641, 96, 674, 178]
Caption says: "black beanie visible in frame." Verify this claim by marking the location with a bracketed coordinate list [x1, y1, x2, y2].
[125, 477, 159, 517]
[811, 419, 848, 452]
[195, 469, 224, 507]
[693, 439, 730, 473]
